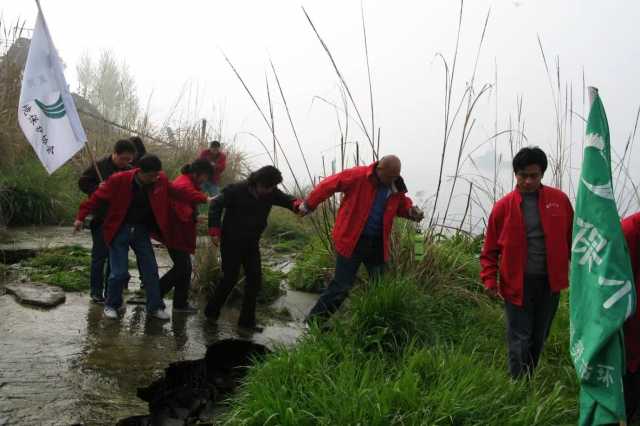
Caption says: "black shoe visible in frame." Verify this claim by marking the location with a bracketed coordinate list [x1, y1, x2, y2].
[90, 295, 105, 304]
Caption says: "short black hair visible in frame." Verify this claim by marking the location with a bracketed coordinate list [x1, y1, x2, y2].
[248, 165, 283, 188]
[513, 146, 548, 174]
[181, 158, 214, 178]
[129, 136, 146, 157]
[113, 139, 136, 155]
[137, 154, 162, 173]
[209, 140, 221, 149]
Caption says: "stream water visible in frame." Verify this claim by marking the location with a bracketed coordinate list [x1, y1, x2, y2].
[0, 226, 318, 425]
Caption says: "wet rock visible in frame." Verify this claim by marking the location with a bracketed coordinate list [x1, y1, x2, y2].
[121, 339, 269, 425]
[0, 248, 36, 264]
[4, 282, 65, 308]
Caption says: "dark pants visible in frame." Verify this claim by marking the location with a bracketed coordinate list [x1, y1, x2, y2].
[625, 369, 640, 422]
[205, 238, 261, 326]
[160, 248, 192, 309]
[89, 220, 110, 299]
[504, 273, 560, 379]
[106, 224, 164, 312]
[306, 235, 384, 322]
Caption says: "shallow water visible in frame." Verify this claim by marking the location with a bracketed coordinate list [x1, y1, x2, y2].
[0, 227, 318, 425]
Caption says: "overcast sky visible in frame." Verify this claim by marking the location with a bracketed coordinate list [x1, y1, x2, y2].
[3, 1, 640, 222]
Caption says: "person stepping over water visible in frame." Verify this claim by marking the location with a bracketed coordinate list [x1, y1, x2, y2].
[161, 159, 214, 314]
[204, 165, 302, 331]
[75, 154, 192, 321]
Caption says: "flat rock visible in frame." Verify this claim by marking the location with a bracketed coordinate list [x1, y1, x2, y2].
[4, 282, 66, 308]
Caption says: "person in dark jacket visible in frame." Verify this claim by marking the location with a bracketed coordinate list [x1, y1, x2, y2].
[129, 136, 147, 167]
[78, 139, 136, 303]
[301, 155, 423, 323]
[160, 159, 214, 313]
[75, 155, 184, 321]
[204, 166, 302, 330]
[480, 147, 573, 379]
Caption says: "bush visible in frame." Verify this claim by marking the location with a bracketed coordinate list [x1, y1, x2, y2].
[224, 235, 579, 425]
[263, 208, 312, 254]
[288, 235, 334, 293]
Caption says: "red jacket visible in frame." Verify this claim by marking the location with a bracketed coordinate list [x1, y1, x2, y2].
[621, 213, 640, 373]
[76, 169, 174, 246]
[305, 162, 414, 262]
[480, 185, 574, 306]
[199, 149, 227, 184]
[166, 174, 208, 254]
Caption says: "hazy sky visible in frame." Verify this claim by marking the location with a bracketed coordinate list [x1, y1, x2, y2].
[3, 1, 640, 222]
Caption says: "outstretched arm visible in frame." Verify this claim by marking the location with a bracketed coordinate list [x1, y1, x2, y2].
[304, 170, 352, 211]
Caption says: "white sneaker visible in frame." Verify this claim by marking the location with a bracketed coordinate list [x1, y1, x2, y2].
[104, 307, 119, 320]
[150, 309, 170, 321]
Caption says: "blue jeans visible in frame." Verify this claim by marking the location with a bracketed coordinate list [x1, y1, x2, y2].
[89, 221, 110, 299]
[201, 181, 219, 197]
[106, 224, 164, 312]
[307, 235, 385, 321]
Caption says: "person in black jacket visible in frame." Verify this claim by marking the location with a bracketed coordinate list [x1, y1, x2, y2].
[78, 139, 136, 303]
[204, 166, 302, 330]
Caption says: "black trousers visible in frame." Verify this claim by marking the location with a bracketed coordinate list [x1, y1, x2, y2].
[205, 238, 261, 326]
[504, 274, 560, 379]
[159, 248, 192, 309]
[307, 235, 384, 322]
[625, 369, 640, 422]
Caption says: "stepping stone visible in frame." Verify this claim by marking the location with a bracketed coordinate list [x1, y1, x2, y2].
[4, 282, 65, 308]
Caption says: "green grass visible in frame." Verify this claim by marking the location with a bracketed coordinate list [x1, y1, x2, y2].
[0, 156, 83, 226]
[223, 235, 578, 425]
[263, 208, 312, 254]
[21, 245, 91, 291]
[288, 235, 334, 293]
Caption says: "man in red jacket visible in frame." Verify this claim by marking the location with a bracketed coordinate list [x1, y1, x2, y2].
[620, 213, 640, 422]
[74, 155, 175, 321]
[302, 155, 424, 323]
[199, 140, 226, 196]
[480, 147, 574, 379]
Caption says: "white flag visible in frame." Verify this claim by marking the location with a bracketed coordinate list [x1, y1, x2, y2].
[18, 4, 86, 174]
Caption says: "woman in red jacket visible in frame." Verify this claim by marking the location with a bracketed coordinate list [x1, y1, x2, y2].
[160, 159, 214, 313]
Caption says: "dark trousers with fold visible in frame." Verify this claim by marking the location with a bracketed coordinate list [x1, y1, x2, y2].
[624, 369, 640, 422]
[306, 235, 384, 322]
[159, 248, 192, 309]
[205, 238, 261, 326]
[504, 273, 559, 379]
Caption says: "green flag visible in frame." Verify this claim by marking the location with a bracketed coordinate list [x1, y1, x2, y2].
[570, 87, 636, 425]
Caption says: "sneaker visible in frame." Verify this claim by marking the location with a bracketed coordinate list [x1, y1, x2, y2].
[104, 307, 119, 319]
[149, 309, 170, 321]
[172, 304, 198, 314]
[90, 295, 105, 304]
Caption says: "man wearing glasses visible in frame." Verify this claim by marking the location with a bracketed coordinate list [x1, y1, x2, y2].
[480, 146, 574, 379]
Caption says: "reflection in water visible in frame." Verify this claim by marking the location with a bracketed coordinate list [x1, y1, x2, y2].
[0, 285, 317, 425]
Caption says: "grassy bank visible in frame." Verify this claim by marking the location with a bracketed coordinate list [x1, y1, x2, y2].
[223, 234, 578, 425]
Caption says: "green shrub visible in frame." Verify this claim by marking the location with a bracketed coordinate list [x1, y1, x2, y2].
[224, 234, 579, 425]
